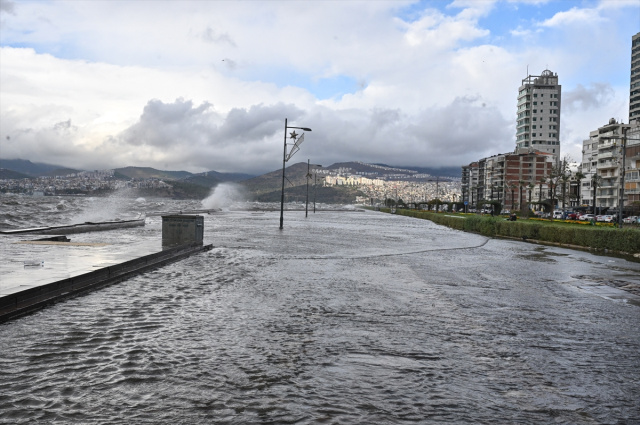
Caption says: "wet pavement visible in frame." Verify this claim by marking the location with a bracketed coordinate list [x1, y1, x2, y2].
[0, 209, 639, 424]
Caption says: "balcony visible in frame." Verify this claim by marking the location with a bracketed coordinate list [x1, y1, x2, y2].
[597, 161, 618, 169]
[597, 151, 615, 160]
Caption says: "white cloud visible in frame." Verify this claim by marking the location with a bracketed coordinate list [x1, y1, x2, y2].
[0, 1, 637, 174]
[539, 7, 605, 27]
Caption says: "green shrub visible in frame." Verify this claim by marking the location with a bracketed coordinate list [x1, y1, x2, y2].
[382, 209, 640, 253]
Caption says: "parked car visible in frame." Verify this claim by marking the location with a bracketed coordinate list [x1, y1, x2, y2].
[623, 216, 638, 224]
[580, 214, 596, 221]
[553, 211, 564, 219]
[596, 215, 605, 222]
[566, 213, 578, 220]
[602, 215, 615, 223]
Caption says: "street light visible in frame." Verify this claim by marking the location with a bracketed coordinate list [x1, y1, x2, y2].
[306, 160, 322, 218]
[280, 118, 312, 230]
[599, 130, 639, 228]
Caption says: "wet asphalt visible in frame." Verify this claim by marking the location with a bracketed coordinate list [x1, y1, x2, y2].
[0, 209, 639, 424]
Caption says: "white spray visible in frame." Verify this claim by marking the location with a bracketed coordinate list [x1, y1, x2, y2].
[201, 183, 247, 210]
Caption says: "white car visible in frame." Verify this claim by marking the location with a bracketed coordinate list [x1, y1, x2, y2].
[601, 215, 615, 223]
[580, 214, 596, 221]
[553, 211, 564, 219]
[623, 216, 638, 224]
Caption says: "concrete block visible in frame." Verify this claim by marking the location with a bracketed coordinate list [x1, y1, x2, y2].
[162, 215, 204, 247]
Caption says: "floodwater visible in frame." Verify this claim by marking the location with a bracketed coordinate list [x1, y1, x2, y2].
[0, 195, 639, 424]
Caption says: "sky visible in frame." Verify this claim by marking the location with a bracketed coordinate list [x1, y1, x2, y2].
[0, 0, 638, 175]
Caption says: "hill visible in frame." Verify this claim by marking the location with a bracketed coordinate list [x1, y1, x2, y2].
[325, 161, 459, 179]
[253, 185, 363, 204]
[114, 166, 193, 180]
[0, 168, 32, 179]
[41, 168, 82, 177]
[183, 174, 222, 188]
[0, 159, 67, 176]
[240, 162, 311, 195]
[205, 171, 254, 182]
[374, 164, 461, 178]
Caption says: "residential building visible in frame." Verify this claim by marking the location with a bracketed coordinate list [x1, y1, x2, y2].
[515, 69, 562, 164]
[625, 124, 640, 205]
[630, 32, 640, 124]
[579, 118, 631, 211]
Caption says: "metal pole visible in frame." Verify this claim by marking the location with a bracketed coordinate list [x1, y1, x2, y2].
[279, 118, 287, 229]
[619, 127, 627, 228]
[306, 159, 310, 218]
[313, 173, 317, 213]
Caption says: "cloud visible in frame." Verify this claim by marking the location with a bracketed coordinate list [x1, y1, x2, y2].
[0, 1, 637, 174]
[201, 26, 236, 47]
[402, 7, 490, 48]
[539, 6, 605, 27]
[563, 83, 615, 114]
[0, 0, 15, 15]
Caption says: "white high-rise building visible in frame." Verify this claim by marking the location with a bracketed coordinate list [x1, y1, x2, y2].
[515, 69, 562, 164]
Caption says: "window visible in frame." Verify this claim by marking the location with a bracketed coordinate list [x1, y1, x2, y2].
[541, 102, 544, 105]
[533, 125, 536, 129]
[553, 149, 556, 153]
[533, 133, 536, 137]
[533, 101, 538, 105]
[533, 110, 537, 113]
[534, 94, 538, 98]
[533, 117, 537, 121]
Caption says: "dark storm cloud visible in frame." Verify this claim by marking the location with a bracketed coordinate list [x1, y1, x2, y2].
[563, 83, 614, 113]
[106, 96, 513, 173]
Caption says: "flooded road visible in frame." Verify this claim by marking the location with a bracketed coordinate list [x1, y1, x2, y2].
[1, 208, 639, 423]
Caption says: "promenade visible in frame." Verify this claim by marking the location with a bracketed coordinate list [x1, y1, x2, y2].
[1, 210, 639, 423]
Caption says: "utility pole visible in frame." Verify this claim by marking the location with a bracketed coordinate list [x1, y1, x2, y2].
[305, 159, 310, 218]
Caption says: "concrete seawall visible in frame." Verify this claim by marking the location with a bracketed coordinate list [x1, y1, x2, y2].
[0, 218, 145, 236]
[0, 242, 212, 323]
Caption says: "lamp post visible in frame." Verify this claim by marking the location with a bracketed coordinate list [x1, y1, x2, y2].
[599, 129, 638, 228]
[280, 118, 312, 230]
[306, 161, 322, 218]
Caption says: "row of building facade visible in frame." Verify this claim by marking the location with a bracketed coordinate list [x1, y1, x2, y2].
[462, 32, 640, 214]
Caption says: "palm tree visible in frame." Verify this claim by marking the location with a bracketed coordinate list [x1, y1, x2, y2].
[509, 181, 517, 211]
[574, 171, 585, 206]
[528, 182, 535, 211]
[470, 186, 477, 211]
[518, 179, 526, 214]
[591, 173, 602, 215]
[560, 173, 571, 209]
[538, 176, 546, 206]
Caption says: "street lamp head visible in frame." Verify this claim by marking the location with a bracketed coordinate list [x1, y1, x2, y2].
[300, 127, 312, 132]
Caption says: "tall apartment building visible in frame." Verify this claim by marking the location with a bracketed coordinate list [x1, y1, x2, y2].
[625, 124, 640, 205]
[515, 69, 562, 164]
[630, 32, 640, 124]
[578, 118, 631, 211]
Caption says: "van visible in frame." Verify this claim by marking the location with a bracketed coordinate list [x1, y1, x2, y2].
[553, 211, 563, 219]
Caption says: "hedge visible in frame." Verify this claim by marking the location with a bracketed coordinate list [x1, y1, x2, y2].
[391, 209, 640, 253]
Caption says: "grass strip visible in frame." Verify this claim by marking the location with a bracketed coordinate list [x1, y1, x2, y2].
[382, 209, 640, 254]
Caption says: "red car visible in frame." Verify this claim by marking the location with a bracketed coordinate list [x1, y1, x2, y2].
[566, 213, 578, 220]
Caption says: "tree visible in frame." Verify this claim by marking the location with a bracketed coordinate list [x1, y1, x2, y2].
[508, 181, 517, 210]
[574, 171, 585, 206]
[591, 173, 602, 215]
[528, 183, 535, 204]
[518, 179, 527, 215]
[470, 185, 477, 209]
[560, 173, 571, 209]
[538, 176, 546, 207]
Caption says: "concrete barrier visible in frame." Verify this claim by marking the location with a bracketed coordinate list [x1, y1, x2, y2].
[0, 219, 145, 236]
[0, 242, 212, 323]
